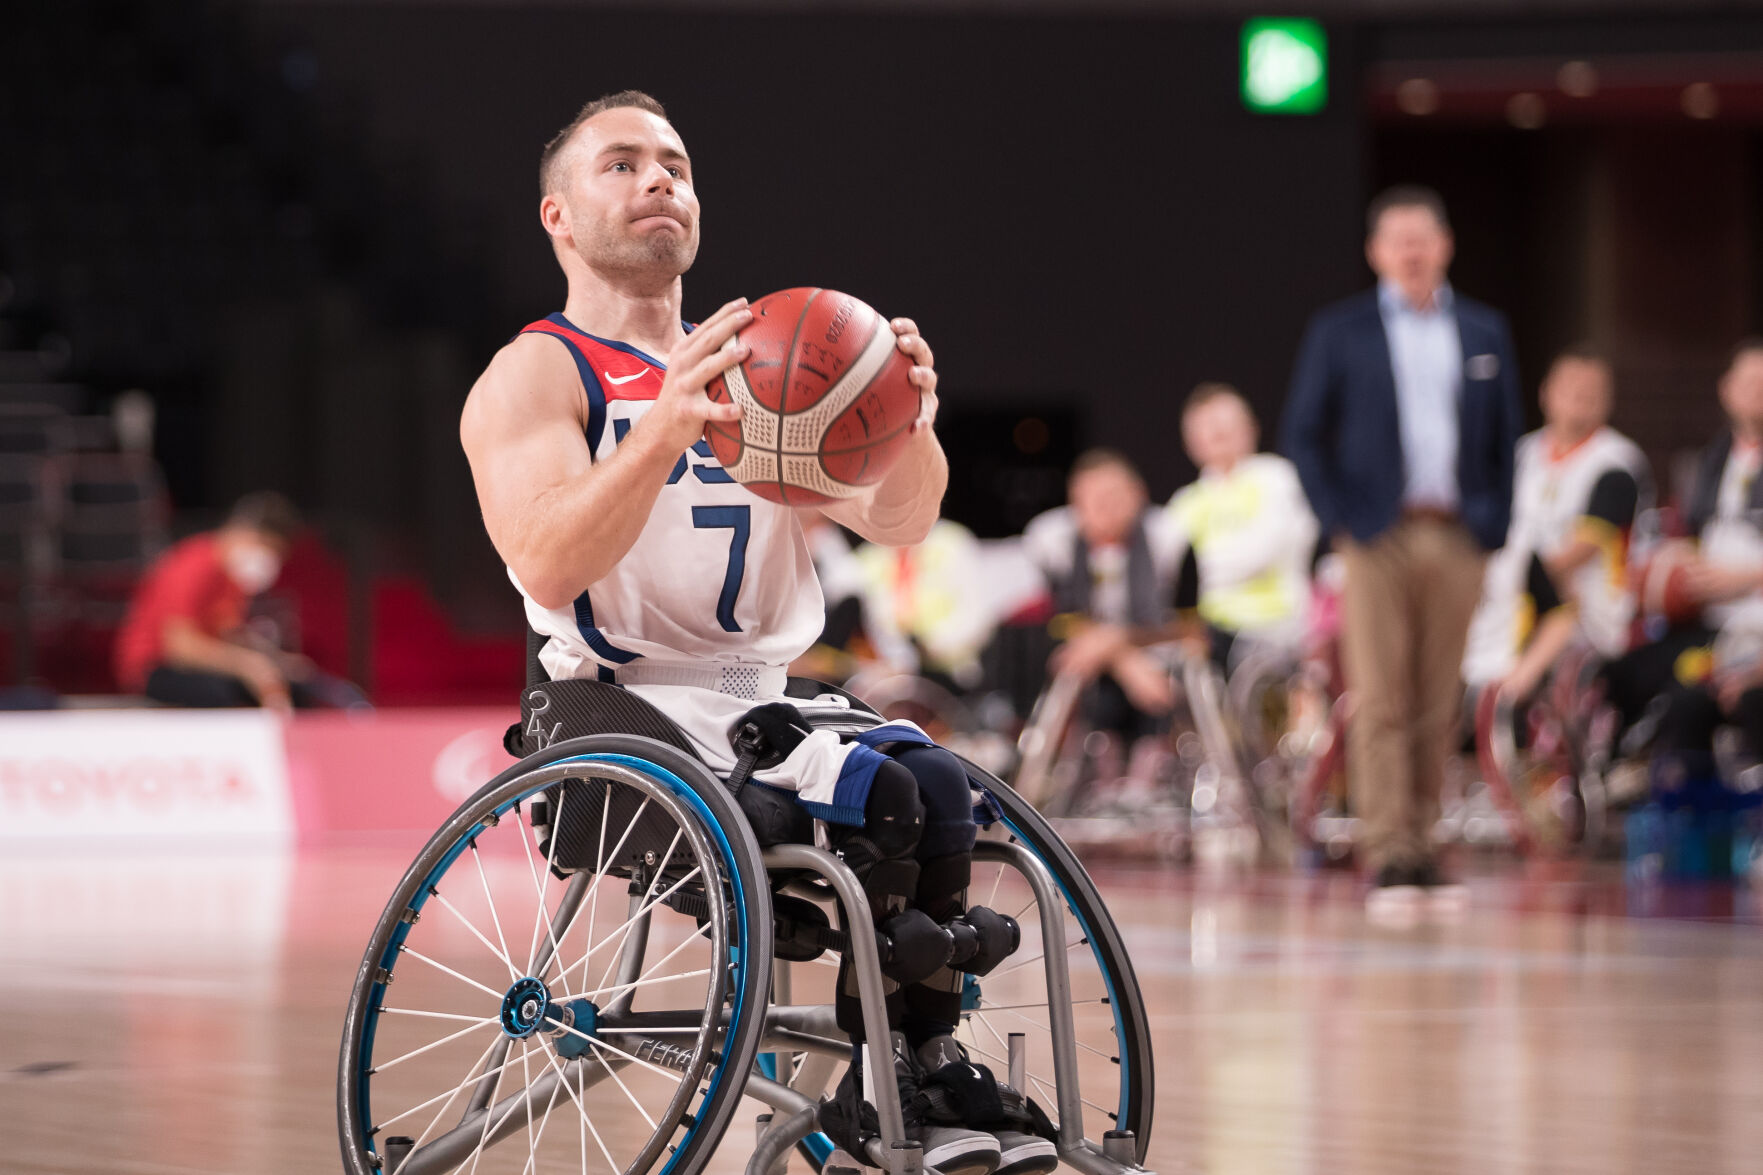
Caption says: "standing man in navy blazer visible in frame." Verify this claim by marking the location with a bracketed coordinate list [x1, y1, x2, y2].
[1282, 186, 1523, 906]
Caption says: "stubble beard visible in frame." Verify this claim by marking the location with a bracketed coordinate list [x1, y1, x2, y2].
[581, 219, 699, 291]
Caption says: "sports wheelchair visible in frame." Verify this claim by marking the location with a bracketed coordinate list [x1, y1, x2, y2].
[337, 654, 1156, 1175]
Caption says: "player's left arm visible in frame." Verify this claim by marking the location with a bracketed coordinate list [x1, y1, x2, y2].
[819, 319, 946, 546]
[1544, 468, 1639, 583]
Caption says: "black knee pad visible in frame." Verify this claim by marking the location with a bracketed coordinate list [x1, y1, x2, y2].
[864, 758, 926, 860]
[892, 745, 977, 858]
[914, 853, 971, 924]
[835, 836, 921, 912]
[946, 905, 1020, 976]
[878, 907, 955, 984]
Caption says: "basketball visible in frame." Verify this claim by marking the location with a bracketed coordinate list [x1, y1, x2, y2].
[1634, 539, 1703, 626]
[705, 287, 920, 505]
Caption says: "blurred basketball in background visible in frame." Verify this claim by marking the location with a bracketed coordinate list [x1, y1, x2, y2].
[1634, 538, 1704, 627]
[706, 287, 919, 505]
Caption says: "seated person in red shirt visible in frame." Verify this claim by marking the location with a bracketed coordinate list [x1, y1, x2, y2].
[114, 492, 359, 710]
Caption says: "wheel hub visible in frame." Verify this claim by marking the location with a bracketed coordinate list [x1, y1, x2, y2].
[499, 976, 551, 1039]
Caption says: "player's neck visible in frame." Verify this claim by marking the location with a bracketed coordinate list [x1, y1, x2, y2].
[562, 273, 687, 358]
[1544, 423, 1597, 458]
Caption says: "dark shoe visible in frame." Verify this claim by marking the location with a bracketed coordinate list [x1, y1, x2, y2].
[913, 1035, 1055, 1175]
[1365, 860, 1425, 923]
[896, 1035, 1002, 1175]
[1411, 857, 1468, 913]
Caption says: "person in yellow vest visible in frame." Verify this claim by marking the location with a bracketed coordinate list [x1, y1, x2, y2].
[852, 518, 997, 692]
[1166, 383, 1319, 668]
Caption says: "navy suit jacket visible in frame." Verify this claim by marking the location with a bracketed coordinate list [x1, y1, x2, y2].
[1279, 289, 1523, 551]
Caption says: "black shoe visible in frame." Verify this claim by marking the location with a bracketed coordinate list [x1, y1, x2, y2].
[1370, 861, 1422, 889]
[1366, 860, 1425, 920]
[1411, 857, 1468, 911]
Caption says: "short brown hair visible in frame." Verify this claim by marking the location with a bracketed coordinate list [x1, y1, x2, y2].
[1367, 184, 1450, 236]
[540, 90, 670, 196]
[227, 491, 302, 545]
[1069, 447, 1142, 485]
[1550, 342, 1613, 377]
[1182, 381, 1254, 421]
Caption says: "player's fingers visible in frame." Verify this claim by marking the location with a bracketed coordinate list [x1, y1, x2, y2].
[894, 332, 934, 370]
[909, 364, 937, 391]
[677, 301, 752, 363]
[699, 398, 743, 422]
[890, 316, 918, 337]
[681, 342, 748, 392]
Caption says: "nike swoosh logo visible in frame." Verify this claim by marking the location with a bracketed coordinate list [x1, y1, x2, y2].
[604, 367, 650, 385]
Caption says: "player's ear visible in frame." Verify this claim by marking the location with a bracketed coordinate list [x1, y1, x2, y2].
[540, 193, 569, 242]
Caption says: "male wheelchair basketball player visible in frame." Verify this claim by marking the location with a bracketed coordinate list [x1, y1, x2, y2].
[337, 91, 1154, 1175]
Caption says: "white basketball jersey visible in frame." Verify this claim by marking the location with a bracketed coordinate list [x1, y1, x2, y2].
[1463, 426, 1650, 683]
[514, 315, 824, 682]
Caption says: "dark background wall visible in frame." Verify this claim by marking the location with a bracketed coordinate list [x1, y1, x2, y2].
[220, 5, 1366, 610]
[14, 0, 1763, 650]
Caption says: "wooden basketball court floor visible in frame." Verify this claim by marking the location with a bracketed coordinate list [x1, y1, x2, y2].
[3, 846, 1761, 1175]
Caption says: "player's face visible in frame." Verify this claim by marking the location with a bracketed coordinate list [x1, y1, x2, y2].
[558, 107, 700, 280]
[1720, 352, 1763, 431]
[1366, 206, 1453, 302]
[1070, 465, 1145, 547]
[1181, 397, 1256, 472]
[1541, 358, 1611, 438]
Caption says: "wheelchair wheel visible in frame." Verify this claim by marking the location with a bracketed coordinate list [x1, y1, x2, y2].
[961, 766, 1155, 1164]
[338, 736, 773, 1175]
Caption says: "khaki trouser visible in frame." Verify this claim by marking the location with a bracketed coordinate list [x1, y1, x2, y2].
[1339, 516, 1486, 870]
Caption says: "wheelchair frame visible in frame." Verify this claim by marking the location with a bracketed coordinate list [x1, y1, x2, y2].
[337, 681, 1156, 1175]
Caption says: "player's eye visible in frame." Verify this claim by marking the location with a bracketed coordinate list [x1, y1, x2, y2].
[666, 166, 684, 179]
[610, 161, 632, 173]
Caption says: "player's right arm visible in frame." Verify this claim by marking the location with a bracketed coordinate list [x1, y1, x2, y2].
[460, 299, 751, 610]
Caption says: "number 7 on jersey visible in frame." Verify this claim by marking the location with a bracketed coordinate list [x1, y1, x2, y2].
[691, 505, 750, 633]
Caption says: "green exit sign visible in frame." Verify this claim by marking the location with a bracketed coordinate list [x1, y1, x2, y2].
[1241, 18, 1328, 114]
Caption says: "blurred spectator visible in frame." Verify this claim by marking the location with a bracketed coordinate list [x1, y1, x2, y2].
[1281, 184, 1523, 901]
[114, 492, 365, 710]
[852, 518, 996, 691]
[1166, 383, 1318, 665]
[1461, 346, 1649, 701]
[1610, 341, 1763, 776]
[1023, 449, 1184, 738]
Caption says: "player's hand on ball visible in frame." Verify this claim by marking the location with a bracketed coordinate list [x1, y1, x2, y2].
[890, 317, 938, 435]
[646, 297, 750, 453]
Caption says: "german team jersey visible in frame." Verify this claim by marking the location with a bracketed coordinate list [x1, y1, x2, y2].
[513, 314, 824, 682]
[1163, 454, 1319, 643]
[1462, 425, 1650, 683]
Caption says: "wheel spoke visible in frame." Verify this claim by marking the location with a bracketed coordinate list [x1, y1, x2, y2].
[593, 829, 686, 997]
[381, 1008, 505, 1024]
[388, 1032, 503, 1175]
[429, 888, 518, 983]
[400, 946, 505, 1001]
[375, 1042, 526, 1133]
[516, 794, 566, 975]
[579, 1031, 691, 1086]
[522, 789, 654, 990]
[576, 967, 713, 1004]
[370, 1016, 501, 1075]
[553, 862, 701, 987]
[590, 1041, 661, 1132]
[534, 1035, 623, 1175]
[471, 841, 518, 985]
[975, 1002, 1115, 1060]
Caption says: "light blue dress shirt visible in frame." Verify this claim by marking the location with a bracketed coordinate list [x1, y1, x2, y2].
[1378, 280, 1463, 511]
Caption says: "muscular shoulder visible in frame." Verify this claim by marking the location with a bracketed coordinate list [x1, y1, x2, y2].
[461, 332, 585, 444]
